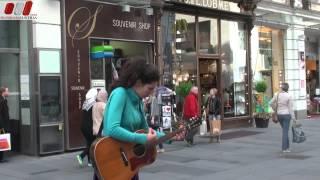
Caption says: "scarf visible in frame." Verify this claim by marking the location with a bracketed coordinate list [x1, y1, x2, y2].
[82, 88, 98, 111]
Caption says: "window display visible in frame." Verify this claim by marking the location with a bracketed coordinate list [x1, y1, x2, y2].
[89, 39, 153, 89]
[221, 20, 249, 117]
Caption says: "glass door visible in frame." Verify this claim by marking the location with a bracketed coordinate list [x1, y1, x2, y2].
[38, 50, 64, 154]
[198, 58, 219, 108]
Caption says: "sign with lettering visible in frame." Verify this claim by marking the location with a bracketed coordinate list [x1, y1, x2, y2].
[175, 0, 240, 13]
[65, 0, 155, 149]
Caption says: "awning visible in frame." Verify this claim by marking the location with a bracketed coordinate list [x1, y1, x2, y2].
[255, 1, 320, 30]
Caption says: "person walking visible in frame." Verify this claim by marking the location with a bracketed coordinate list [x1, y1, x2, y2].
[206, 88, 222, 143]
[270, 83, 296, 153]
[77, 88, 98, 167]
[183, 86, 200, 146]
[0, 87, 9, 163]
[102, 58, 163, 180]
[92, 89, 108, 137]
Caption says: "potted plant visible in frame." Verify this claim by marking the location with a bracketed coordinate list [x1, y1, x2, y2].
[175, 81, 192, 99]
[253, 80, 272, 128]
[175, 81, 192, 117]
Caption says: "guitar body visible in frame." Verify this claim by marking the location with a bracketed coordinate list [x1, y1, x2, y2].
[90, 130, 157, 180]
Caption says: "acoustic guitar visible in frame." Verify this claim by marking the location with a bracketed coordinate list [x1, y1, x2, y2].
[90, 118, 201, 180]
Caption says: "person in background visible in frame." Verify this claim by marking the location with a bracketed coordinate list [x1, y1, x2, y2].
[0, 87, 9, 163]
[77, 88, 98, 167]
[183, 86, 200, 146]
[270, 83, 296, 153]
[206, 88, 222, 143]
[103, 58, 162, 180]
[92, 89, 108, 137]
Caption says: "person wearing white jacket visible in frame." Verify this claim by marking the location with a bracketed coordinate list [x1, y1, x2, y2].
[92, 89, 108, 136]
[270, 83, 296, 153]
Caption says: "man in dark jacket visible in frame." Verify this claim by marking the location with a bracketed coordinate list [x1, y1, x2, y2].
[183, 86, 199, 146]
[0, 87, 9, 162]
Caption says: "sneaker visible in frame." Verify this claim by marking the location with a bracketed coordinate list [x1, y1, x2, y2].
[157, 149, 165, 153]
[282, 149, 291, 153]
[88, 163, 92, 167]
[76, 155, 83, 166]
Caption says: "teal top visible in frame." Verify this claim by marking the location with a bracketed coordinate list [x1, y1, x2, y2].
[103, 87, 161, 144]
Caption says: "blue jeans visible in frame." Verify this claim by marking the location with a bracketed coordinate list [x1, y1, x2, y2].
[278, 114, 291, 151]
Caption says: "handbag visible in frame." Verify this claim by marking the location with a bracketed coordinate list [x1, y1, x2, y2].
[292, 120, 306, 143]
[0, 129, 11, 152]
[272, 93, 279, 123]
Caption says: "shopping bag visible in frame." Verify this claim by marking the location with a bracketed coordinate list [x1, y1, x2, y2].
[0, 133, 11, 151]
[212, 120, 221, 135]
[292, 124, 306, 144]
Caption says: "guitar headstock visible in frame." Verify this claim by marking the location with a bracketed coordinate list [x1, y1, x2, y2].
[185, 117, 202, 131]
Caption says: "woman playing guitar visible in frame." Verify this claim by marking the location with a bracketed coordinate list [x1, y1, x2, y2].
[96, 58, 162, 180]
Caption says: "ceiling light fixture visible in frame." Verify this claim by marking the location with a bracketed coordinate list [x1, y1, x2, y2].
[146, 7, 153, 15]
[122, 4, 130, 12]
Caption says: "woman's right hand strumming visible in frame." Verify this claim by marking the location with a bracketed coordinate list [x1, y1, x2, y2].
[147, 128, 157, 142]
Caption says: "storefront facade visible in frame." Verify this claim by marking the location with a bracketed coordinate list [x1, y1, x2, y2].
[0, 0, 63, 156]
[64, 0, 157, 150]
[253, 0, 320, 119]
[0, 0, 257, 156]
[160, 1, 255, 128]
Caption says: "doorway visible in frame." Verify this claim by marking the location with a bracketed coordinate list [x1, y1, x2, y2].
[198, 58, 219, 106]
[198, 58, 219, 130]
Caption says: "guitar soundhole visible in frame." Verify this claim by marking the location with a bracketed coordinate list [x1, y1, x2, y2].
[133, 144, 146, 157]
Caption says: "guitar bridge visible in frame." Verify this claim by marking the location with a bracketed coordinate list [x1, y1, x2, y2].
[120, 147, 129, 166]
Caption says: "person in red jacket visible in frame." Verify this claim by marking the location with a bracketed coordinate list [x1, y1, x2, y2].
[183, 86, 199, 146]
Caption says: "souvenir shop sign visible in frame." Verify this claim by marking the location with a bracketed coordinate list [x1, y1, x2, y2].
[66, 1, 155, 44]
[174, 0, 240, 13]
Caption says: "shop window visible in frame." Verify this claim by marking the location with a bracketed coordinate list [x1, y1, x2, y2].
[198, 17, 218, 54]
[89, 39, 153, 89]
[251, 26, 284, 98]
[161, 12, 197, 115]
[0, 53, 20, 120]
[221, 20, 249, 117]
[0, 21, 19, 48]
[39, 50, 61, 73]
[40, 76, 62, 124]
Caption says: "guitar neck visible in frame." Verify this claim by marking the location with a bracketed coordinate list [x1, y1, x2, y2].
[152, 128, 184, 146]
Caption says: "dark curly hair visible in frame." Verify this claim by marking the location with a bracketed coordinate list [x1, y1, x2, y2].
[109, 58, 160, 92]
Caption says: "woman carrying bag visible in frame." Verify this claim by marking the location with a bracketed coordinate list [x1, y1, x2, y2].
[270, 83, 296, 153]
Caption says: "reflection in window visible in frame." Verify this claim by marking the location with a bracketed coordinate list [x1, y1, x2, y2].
[0, 21, 19, 48]
[161, 12, 196, 115]
[0, 53, 20, 120]
[40, 77, 61, 124]
[221, 20, 248, 117]
[199, 17, 218, 54]
[251, 26, 284, 98]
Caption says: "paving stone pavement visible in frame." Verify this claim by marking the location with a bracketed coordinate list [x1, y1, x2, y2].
[0, 118, 320, 180]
